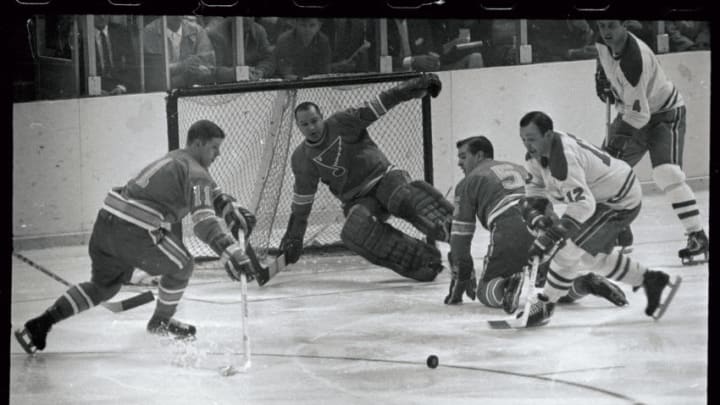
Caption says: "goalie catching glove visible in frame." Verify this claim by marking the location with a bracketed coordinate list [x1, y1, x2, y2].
[444, 252, 477, 304]
[397, 73, 442, 100]
[220, 243, 257, 282]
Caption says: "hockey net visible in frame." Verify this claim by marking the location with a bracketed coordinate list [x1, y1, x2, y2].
[167, 73, 433, 261]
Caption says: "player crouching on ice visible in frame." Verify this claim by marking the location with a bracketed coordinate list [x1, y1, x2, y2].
[279, 73, 452, 282]
[15, 120, 258, 353]
[513, 111, 681, 327]
[445, 135, 627, 310]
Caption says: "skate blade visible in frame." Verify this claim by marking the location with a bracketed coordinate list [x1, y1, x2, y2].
[652, 276, 682, 321]
[14, 329, 37, 354]
[680, 255, 709, 266]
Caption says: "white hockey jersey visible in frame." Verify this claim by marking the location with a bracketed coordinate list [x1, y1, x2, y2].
[596, 32, 684, 129]
[525, 131, 641, 225]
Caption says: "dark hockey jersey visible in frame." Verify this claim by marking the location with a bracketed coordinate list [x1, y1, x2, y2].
[290, 87, 410, 217]
[102, 149, 235, 255]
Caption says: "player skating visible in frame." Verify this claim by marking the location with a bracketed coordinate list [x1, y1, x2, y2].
[279, 73, 452, 281]
[14, 120, 258, 353]
[514, 111, 681, 327]
[594, 20, 708, 264]
[446, 135, 627, 310]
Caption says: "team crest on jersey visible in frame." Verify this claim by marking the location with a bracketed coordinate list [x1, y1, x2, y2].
[312, 137, 347, 177]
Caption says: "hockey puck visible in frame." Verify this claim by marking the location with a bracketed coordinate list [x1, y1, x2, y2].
[426, 355, 439, 369]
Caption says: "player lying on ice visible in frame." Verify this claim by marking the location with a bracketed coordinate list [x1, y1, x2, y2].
[279, 73, 453, 282]
[15, 120, 259, 353]
[509, 111, 681, 327]
[445, 135, 627, 310]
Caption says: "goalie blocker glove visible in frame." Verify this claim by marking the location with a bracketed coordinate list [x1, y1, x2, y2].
[279, 213, 308, 264]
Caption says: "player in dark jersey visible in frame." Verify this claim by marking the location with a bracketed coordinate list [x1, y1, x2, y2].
[14, 120, 257, 354]
[279, 73, 452, 281]
[445, 136, 627, 311]
[594, 20, 708, 265]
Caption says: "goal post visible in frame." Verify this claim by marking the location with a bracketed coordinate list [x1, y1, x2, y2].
[166, 72, 434, 261]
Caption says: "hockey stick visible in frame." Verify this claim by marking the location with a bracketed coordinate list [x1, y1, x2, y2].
[251, 213, 345, 286]
[487, 256, 540, 329]
[219, 272, 251, 376]
[12, 251, 155, 313]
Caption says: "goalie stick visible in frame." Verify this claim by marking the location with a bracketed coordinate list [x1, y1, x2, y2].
[12, 251, 155, 313]
[487, 256, 540, 330]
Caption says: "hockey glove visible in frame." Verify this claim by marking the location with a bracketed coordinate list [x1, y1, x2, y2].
[444, 252, 477, 305]
[603, 120, 635, 159]
[220, 243, 257, 282]
[227, 204, 257, 240]
[397, 73, 442, 100]
[519, 197, 554, 236]
[425, 73, 442, 98]
[527, 218, 580, 263]
[214, 194, 257, 239]
[595, 65, 615, 104]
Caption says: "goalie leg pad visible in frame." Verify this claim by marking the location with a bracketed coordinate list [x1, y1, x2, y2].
[377, 173, 453, 241]
[341, 204, 443, 281]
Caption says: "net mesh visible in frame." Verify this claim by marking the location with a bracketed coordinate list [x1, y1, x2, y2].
[173, 78, 428, 260]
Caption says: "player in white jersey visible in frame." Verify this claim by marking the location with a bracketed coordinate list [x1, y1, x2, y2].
[514, 111, 681, 327]
[594, 20, 708, 265]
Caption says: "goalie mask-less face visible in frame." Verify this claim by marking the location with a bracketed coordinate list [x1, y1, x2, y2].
[295, 107, 325, 144]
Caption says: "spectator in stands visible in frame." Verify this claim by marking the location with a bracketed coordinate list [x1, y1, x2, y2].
[257, 17, 294, 53]
[143, 15, 216, 91]
[205, 16, 275, 82]
[324, 18, 372, 74]
[274, 18, 331, 80]
[622, 20, 656, 50]
[665, 21, 710, 52]
[529, 20, 598, 63]
[92, 15, 138, 95]
[388, 19, 484, 72]
[484, 19, 518, 67]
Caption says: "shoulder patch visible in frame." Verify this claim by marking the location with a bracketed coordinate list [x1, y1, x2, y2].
[548, 132, 568, 181]
[619, 35, 643, 87]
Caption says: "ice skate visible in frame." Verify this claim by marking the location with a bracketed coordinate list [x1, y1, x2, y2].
[147, 316, 197, 339]
[577, 273, 628, 306]
[678, 230, 708, 265]
[525, 293, 555, 328]
[634, 270, 682, 320]
[14, 314, 53, 354]
[502, 272, 524, 314]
